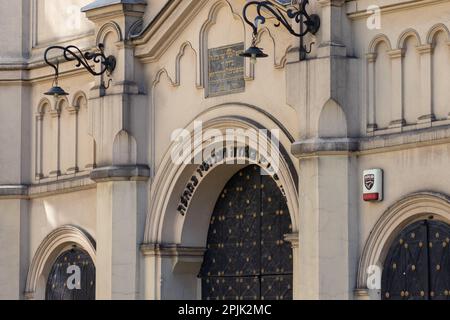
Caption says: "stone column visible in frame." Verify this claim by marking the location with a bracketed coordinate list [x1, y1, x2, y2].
[0, 188, 29, 300]
[0, 0, 31, 300]
[287, 0, 359, 299]
[140, 244, 205, 300]
[292, 140, 357, 299]
[91, 167, 149, 299]
[366, 53, 377, 133]
[388, 49, 406, 129]
[82, 0, 148, 300]
[49, 107, 61, 177]
[285, 233, 300, 299]
[417, 44, 435, 127]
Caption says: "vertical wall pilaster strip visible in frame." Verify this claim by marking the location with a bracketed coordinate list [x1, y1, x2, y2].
[417, 44, 435, 126]
[388, 49, 405, 129]
[366, 53, 377, 133]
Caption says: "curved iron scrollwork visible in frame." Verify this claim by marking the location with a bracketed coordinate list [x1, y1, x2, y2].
[242, 0, 320, 60]
[44, 44, 116, 94]
[44, 43, 116, 78]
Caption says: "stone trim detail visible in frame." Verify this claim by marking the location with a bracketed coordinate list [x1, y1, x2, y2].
[291, 138, 359, 159]
[140, 244, 206, 258]
[25, 225, 96, 300]
[90, 165, 151, 182]
[292, 125, 450, 159]
[356, 192, 450, 297]
[0, 185, 28, 198]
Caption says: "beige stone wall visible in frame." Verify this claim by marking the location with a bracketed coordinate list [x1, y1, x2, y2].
[34, 0, 94, 46]
[142, 0, 298, 173]
[1, 0, 450, 300]
[350, 0, 450, 134]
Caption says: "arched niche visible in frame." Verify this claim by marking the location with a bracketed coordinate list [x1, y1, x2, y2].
[25, 226, 96, 300]
[428, 25, 450, 120]
[356, 192, 450, 300]
[318, 99, 348, 138]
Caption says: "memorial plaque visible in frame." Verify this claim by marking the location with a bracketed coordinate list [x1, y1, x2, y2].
[208, 43, 245, 97]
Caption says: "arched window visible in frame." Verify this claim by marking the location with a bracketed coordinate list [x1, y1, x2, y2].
[199, 165, 293, 300]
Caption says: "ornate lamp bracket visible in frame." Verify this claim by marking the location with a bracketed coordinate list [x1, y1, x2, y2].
[44, 44, 116, 97]
[241, 0, 320, 61]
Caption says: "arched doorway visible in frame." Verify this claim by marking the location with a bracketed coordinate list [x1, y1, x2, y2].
[45, 247, 96, 300]
[382, 220, 450, 300]
[199, 165, 293, 300]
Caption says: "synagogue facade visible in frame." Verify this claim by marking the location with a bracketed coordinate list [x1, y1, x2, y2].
[1, 0, 450, 300]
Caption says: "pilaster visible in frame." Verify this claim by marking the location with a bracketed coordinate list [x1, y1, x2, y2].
[288, 0, 358, 300]
[82, 0, 148, 300]
[0, 187, 29, 299]
[417, 44, 435, 127]
[387, 49, 406, 129]
[90, 166, 149, 299]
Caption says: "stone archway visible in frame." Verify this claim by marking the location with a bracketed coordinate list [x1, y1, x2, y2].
[141, 108, 299, 300]
[356, 192, 450, 300]
[25, 225, 96, 300]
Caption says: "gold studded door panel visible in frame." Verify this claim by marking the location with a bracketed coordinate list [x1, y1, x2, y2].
[46, 248, 96, 300]
[382, 220, 450, 300]
[200, 165, 293, 300]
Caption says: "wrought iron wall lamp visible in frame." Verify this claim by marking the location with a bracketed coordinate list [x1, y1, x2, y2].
[44, 44, 116, 97]
[240, 0, 320, 62]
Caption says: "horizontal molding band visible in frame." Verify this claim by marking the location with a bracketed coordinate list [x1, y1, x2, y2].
[90, 165, 151, 182]
[292, 125, 450, 159]
[0, 176, 96, 200]
[0, 185, 28, 199]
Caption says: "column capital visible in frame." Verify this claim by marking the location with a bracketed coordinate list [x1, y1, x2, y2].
[284, 233, 299, 248]
[354, 288, 371, 300]
[416, 44, 433, 55]
[387, 49, 405, 59]
[366, 53, 377, 63]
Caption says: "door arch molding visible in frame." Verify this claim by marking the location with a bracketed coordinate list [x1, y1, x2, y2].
[144, 105, 299, 246]
[25, 225, 96, 300]
[356, 191, 450, 299]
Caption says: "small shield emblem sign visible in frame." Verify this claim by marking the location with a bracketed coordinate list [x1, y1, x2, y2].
[364, 174, 375, 190]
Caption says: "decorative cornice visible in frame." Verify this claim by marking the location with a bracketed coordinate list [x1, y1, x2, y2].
[81, 0, 146, 12]
[292, 124, 450, 159]
[90, 165, 151, 182]
[82, 0, 147, 23]
[346, 0, 449, 20]
[292, 138, 359, 159]
[0, 185, 28, 199]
